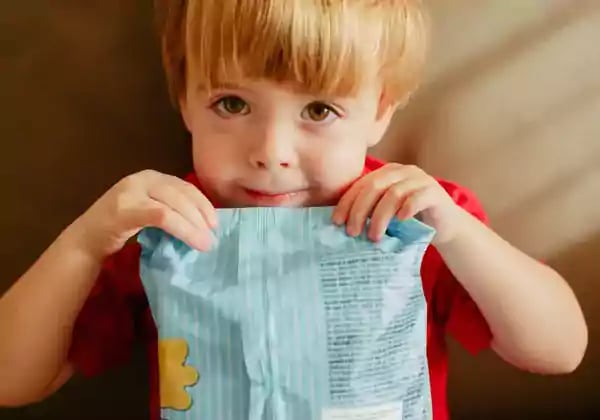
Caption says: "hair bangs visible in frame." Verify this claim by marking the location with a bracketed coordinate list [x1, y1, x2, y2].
[160, 0, 427, 103]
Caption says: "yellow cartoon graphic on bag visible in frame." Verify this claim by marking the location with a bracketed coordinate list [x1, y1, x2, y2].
[158, 338, 199, 411]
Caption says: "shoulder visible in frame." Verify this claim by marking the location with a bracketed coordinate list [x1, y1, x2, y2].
[365, 156, 488, 224]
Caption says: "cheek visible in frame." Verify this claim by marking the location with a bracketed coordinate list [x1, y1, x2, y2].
[191, 138, 227, 181]
[304, 136, 366, 189]
[189, 118, 242, 180]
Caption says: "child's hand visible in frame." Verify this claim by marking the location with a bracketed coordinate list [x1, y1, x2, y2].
[71, 170, 217, 259]
[332, 164, 465, 245]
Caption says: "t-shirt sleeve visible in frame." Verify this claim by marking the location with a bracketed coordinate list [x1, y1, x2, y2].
[434, 179, 493, 355]
[68, 242, 144, 377]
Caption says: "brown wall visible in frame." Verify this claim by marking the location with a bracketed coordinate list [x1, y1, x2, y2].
[1, 1, 598, 419]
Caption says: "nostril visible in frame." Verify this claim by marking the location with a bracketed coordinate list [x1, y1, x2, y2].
[254, 160, 290, 169]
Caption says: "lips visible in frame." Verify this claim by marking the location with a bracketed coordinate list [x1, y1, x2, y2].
[242, 187, 306, 205]
[244, 188, 292, 197]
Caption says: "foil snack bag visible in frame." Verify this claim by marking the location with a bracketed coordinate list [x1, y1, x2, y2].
[138, 207, 435, 420]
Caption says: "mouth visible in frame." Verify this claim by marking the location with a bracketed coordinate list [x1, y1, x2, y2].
[242, 187, 307, 205]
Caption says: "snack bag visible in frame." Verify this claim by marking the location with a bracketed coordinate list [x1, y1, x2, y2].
[139, 207, 435, 420]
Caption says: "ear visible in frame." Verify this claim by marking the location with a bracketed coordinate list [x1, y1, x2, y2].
[178, 93, 193, 133]
[367, 93, 409, 148]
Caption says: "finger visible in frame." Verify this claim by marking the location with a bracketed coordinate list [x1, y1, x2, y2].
[333, 164, 425, 226]
[332, 182, 364, 226]
[169, 178, 218, 229]
[346, 166, 428, 236]
[140, 172, 218, 229]
[148, 184, 209, 234]
[141, 201, 213, 251]
[345, 185, 386, 236]
[332, 174, 372, 226]
[333, 165, 408, 227]
[368, 178, 428, 241]
[397, 186, 436, 221]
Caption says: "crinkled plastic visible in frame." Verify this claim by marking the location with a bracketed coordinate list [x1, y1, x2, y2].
[138, 207, 435, 420]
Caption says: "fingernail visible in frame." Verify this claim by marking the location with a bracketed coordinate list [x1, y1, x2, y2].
[196, 233, 215, 252]
[196, 242, 210, 252]
[331, 213, 342, 225]
[367, 230, 380, 242]
[209, 230, 219, 247]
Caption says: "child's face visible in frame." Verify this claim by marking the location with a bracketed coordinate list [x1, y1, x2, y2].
[180, 79, 394, 207]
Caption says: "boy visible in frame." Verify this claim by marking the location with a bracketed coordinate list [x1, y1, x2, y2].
[0, 1, 587, 419]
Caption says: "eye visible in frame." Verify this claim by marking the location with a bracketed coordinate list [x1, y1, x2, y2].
[212, 95, 250, 116]
[301, 101, 341, 123]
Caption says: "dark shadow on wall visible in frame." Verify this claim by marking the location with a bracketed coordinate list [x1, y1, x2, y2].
[1, 2, 186, 417]
[1, 1, 191, 288]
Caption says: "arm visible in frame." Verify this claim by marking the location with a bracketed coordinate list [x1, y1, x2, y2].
[0, 170, 216, 407]
[435, 209, 587, 374]
[0, 226, 100, 405]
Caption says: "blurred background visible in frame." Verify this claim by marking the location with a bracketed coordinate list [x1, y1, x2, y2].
[1, 1, 598, 419]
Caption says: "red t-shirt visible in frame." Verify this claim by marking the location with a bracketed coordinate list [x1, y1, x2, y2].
[69, 156, 492, 420]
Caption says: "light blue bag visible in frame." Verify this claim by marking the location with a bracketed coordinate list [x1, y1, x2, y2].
[139, 207, 435, 420]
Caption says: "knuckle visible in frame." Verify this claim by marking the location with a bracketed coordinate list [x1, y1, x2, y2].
[389, 184, 405, 200]
[406, 193, 420, 209]
[385, 162, 403, 171]
[370, 177, 389, 191]
[159, 183, 176, 195]
[406, 164, 423, 175]
[126, 170, 150, 183]
[148, 205, 169, 226]
[119, 169, 156, 190]
[138, 169, 159, 178]
[154, 184, 179, 203]
[183, 182, 201, 197]
[117, 174, 136, 191]
[114, 191, 132, 214]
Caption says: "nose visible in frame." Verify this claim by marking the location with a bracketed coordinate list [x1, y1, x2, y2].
[248, 120, 297, 170]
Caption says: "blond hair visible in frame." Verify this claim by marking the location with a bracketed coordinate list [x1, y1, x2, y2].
[155, 0, 428, 106]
